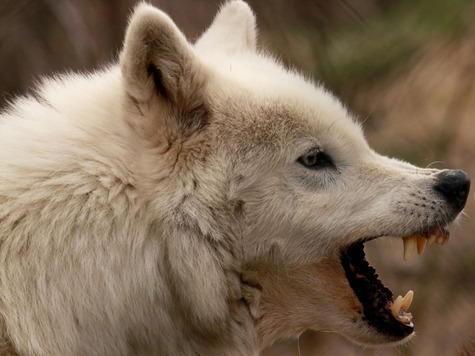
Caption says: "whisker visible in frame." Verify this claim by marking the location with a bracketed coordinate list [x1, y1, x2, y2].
[425, 161, 445, 169]
[297, 334, 302, 356]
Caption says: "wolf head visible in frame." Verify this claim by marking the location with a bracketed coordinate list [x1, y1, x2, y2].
[120, 1, 470, 350]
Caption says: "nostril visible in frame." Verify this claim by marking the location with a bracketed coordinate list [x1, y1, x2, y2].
[434, 169, 471, 211]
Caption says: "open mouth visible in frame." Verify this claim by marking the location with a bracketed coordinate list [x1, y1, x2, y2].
[340, 225, 450, 339]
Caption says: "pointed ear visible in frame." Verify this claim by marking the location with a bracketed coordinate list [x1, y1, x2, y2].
[195, 0, 257, 54]
[120, 3, 206, 114]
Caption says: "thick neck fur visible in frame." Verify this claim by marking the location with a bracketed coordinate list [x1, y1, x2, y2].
[0, 66, 265, 355]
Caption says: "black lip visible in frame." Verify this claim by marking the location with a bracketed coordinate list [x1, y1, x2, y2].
[340, 242, 413, 339]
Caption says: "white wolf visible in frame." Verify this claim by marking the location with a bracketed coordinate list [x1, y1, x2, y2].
[0, 1, 470, 355]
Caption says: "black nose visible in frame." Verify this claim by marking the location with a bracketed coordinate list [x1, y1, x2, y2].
[434, 169, 470, 212]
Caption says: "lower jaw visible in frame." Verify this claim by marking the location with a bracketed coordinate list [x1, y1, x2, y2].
[346, 326, 415, 347]
[363, 306, 414, 341]
[340, 242, 414, 341]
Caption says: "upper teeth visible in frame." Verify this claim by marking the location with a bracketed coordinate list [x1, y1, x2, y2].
[403, 235, 417, 261]
[427, 234, 437, 246]
[402, 227, 449, 261]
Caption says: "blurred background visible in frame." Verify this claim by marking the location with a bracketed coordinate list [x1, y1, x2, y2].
[1, 0, 474, 355]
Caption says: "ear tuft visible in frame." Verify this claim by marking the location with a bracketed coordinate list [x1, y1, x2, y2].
[195, 0, 257, 54]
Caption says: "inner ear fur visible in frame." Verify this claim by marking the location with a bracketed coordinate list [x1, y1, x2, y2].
[120, 3, 208, 130]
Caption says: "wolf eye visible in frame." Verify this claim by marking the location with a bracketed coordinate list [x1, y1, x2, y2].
[298, 148, 334, 170]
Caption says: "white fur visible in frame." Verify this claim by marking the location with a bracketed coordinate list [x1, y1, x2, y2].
[0, 1, 462, 355]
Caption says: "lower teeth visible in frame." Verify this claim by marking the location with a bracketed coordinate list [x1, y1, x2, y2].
[389, 290, 414, 323]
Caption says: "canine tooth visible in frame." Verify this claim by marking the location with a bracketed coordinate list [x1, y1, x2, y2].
[401, 290, 414, 311]
[427, 234, 437, 246]
[403, 235, 417, 261]
[390, 295, 403, 318]
[416, 235, 427, 255]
